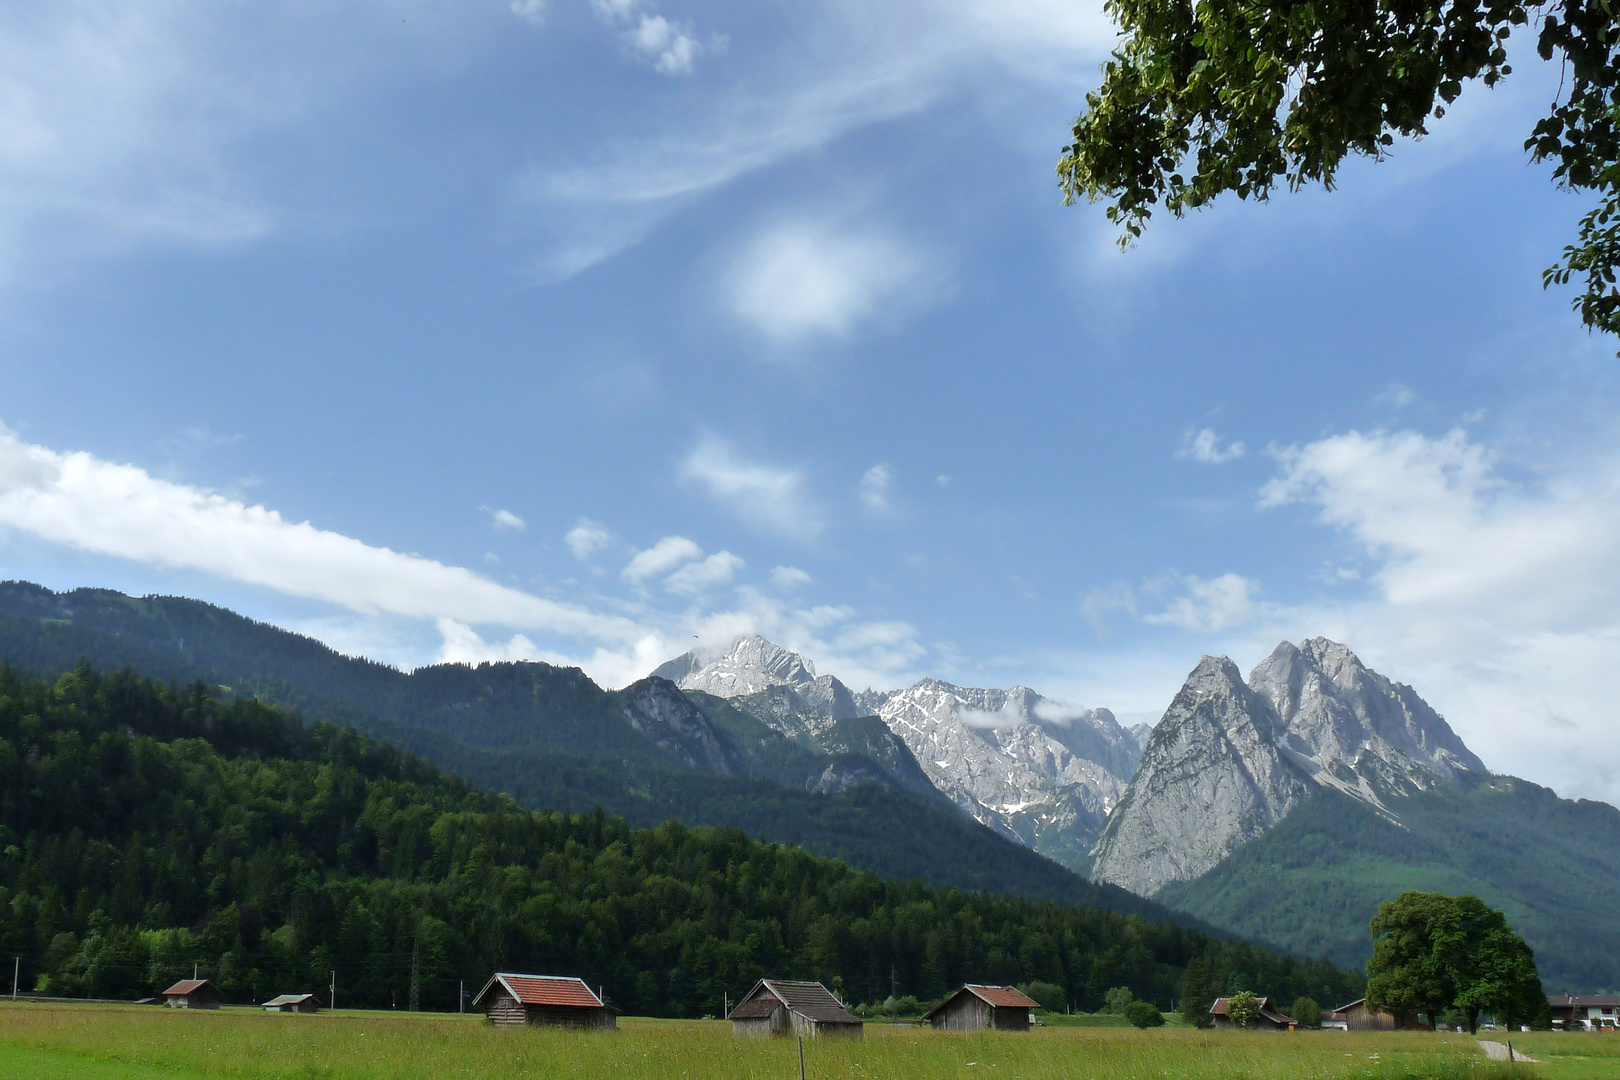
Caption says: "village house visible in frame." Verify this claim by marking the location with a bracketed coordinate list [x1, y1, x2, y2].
[1329, 998, 1424, 1031]
[160, 979, 221, 1010]
[1210, 996, 1294, 1030]
[261, 993, 320, 1013]
[923, 985, 1040, 1031]
[727, 979, 864, 1038]
[1548, 993, 1620, 1030]
[471, 973, 617, 1029]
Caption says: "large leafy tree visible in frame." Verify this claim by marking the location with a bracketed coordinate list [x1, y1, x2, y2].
[1365, 891, 1544, 1032]
[1058, 0, 1620, 342]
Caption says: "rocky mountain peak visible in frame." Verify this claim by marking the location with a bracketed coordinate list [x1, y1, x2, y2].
[650, 635, 858, 720]
[1092, 638, 1486, 899]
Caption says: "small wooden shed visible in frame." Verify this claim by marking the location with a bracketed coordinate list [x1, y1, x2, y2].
[262, 993, 321, 1013]
[161, 979, 221, 1010]
[1330, 998, 1423, 1031]
[472, 973, 617, 1029]
[1210, 996, 1294, 1030]
[924, 985, 1040, 1031]
[727, 979, 863, 1039]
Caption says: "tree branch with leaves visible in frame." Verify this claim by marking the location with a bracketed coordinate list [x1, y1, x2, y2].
[1058, 0, 1620, 343]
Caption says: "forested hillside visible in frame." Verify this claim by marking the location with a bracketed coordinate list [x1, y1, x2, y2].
[0, 663, 1362, 1014]
[1157, 780, 1620, 992]
[0, 582, 1161, 915]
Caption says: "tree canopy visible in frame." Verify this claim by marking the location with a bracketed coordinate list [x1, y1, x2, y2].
[1365, 891, 1545, 1031]
[1058, 0, 1620, 343]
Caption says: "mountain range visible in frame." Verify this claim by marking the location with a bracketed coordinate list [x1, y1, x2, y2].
[2, 579, 1616, 990]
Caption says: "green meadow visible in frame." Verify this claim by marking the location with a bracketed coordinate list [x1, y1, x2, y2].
[0, 1001, 1556, 1080]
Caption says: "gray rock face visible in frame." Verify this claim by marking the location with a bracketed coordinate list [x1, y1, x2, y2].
[1090, 639, 1485, 898]
[1127, 722, 1154, 755]
[619, 677, 737, 775]
[647, 637, 1140, 868]
[874, 678, 1140, 861]
[1089, 657, 1310, 896]
[655, 636, 859, 719]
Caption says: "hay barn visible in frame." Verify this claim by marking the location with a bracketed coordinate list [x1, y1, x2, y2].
[1210, 996, 1294, 1030]
[727, 979, 863, 1038]
[160, 979, 221, 1010]
[262, 993, 320, 1013]
[1330, 997, 1423, 1031]
[472, 973, 617, 1029]
[924, 985, 1039, 1031]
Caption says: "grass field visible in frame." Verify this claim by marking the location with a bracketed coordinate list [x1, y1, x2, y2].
[0, 1001, 1552, 1080]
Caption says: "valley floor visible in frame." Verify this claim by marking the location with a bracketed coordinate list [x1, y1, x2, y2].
[0, 1001, 1564, 1080]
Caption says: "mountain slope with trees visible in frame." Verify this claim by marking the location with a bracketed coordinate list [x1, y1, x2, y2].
[1156, 779, 1620, 992]
[0, 581, 1163, 915]
[0, 663, 1362, 1014]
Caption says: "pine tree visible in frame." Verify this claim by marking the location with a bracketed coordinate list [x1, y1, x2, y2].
[1181, 957, 1216, 1029]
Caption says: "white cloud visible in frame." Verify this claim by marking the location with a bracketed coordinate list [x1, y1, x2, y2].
[664, 551, 743, 595]
[0, 424, 644, 644]
[1177, 428, 1246, 465]
[435, 617, 540, 664]
[1258, 427, 1620, 803]
[589, 0, 708, 77]
[770, 565, 812, 590]
[935, 474, 953, 487]
[0, 425, 935, 697]
[725, 222, 936, 343]
[510, 0, 546, 26]
[485, 507, 526, 531]
[860, 463, 894, 511]
[622, 535, 703, 583]
[1081, 581, 1138, 628]
[1143, 573, 1260, 633]
[565, 517, 614, 559]
[1377, 383, 1419, 409]
[679, 436, 821, 538]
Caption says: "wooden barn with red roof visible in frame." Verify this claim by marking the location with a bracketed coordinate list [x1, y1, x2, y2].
[471, 973, 617, 1029]
[160, 979, 221, 1010]
[923, 984, 1040, 1031]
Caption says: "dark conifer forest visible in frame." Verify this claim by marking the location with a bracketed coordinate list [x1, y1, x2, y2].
[0, 663, 1362, 1014]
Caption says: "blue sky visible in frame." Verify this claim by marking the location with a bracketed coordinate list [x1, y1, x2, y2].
[4, 1, 1620, 805]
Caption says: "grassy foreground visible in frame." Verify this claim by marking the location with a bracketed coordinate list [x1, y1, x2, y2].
[0, 1001, 1541, 1080]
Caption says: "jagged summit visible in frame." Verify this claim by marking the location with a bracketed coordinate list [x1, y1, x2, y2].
[1090, 639, 1483, 898]
[652, 635, 859, 719]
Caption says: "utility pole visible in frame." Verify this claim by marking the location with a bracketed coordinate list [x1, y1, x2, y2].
[459, 980, 464, 1015]
[193, 962, 198, 980]
[409, 938, 420, 1013]
[330, 970, 336, 1012]
[12, 956, 18, 999]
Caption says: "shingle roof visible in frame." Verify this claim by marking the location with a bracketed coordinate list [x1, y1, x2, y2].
[162, 980, 211, 996]
[731, 980, 861, 1025]
[471, 973, 606, 1009]
[727, 993, 782, 1020]
[1551, 994, 1620, 1007]
[1210, 995, 1269, 1015]
[923, 984, 1040, 1020]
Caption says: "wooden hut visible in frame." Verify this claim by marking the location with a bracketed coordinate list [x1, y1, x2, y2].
[924, 985, 1039, 1031]
[1210, 996, 1294, 1030]
[727, 979, 863, 1038]
[1329, 998, 1423, 1031]
[262, 993, 321, 1013]
[160, 979, 221, 1010]
[471, 973, 617, 1029]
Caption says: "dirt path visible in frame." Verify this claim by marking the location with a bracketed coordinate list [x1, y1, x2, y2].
[1479, 1040, 1543, 1064]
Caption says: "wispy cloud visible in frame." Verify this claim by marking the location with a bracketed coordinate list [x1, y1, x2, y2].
[679, 436, 821, 538]
[860, 463, 894, 511]
[565, 517, 614, 559]
[622, 535, 703, 583]
[483, 507, 526, 531]
[1177, 428, 1245, 464]
[724, 221, 939, 343]
[1142, 572, 1260, 633]
[664, 550, 743, 595]
[0, 423, 642, 644]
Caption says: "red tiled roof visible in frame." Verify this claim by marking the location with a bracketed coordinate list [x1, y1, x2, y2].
[499, 975, 603, 1008]
[162, 980, 210, 996]
[966, 985, 1040, 1009]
